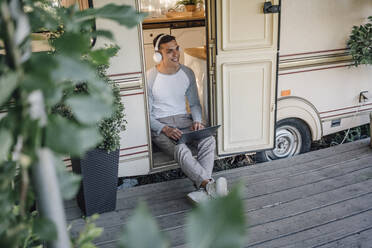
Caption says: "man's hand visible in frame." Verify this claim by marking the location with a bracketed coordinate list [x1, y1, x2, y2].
[191, 122, 204, 131]
[162, 126, 183, 140]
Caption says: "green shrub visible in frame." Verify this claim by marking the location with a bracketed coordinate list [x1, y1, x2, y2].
[347, 16, 372, 66]
[97, 64, 126, 153]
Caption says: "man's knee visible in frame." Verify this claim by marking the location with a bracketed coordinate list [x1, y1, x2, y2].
[199, 136, 216, 150]
[174, 143, 190, 162]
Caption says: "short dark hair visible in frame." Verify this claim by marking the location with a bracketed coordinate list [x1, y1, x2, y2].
[153, 34, 176, 49]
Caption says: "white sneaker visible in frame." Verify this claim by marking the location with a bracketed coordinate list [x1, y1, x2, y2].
[216, 177, 228, 196]
[205, 177, 229, 198]
[187, 188, 210, 204]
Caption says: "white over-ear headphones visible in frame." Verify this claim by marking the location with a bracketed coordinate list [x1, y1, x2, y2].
[153, 34, 167, 64]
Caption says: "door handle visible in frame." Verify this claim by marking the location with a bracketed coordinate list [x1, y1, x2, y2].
[263, 2, 280, 14]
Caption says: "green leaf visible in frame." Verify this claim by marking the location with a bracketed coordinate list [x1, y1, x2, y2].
[186, 185, 246, 248]
[91, 30, 114, 40]
[54, 157, 81, 200]
[77, 227, 102, 246]
[52, 32, 91, 56]
[46, 115, 102, 156]
[75, 4, 147, 28]
[0, 161, 17, 190]
[0, 73, 18, 106]
[27, 1, 60, 32]
[119, 202, 168, 248]
[87, 79, 114, 106]
[52, 55, 97, 83]
[73, 214, 103, 247]
[88, 46, 119, 66]
[51, 55, 114, 104]
[80, 243, 98, 248]
[0, 129, 12, 162]
[66, 95, 113, 125]
[33, 217, 58, 241]
[347, 17, 372, 67]
[22, 53, 66, 107]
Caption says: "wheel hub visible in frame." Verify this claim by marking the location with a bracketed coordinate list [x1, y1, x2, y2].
[265, 125, 302, 160]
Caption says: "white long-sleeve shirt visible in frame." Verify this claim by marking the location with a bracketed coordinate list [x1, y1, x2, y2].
[147, 65, 202, 135]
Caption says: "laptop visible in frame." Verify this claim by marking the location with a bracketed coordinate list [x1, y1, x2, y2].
[177, 125, 221, 144]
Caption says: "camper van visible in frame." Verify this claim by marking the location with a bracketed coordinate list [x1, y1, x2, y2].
[64, 0, 372, 177]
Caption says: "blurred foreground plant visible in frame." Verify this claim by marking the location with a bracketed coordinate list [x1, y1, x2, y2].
[119, 186, 246, 248]
[0, 0, 144, 247]
[70, 214, 103, 248]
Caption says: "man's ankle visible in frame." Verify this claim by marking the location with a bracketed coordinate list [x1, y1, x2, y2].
[200, 179, 211, 188]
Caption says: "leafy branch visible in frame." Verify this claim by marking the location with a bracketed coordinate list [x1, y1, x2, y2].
[0, 0, 145, 247]
[347, 16, 372, 66]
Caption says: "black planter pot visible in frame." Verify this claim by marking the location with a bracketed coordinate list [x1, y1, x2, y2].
[71, 148, 119, 216]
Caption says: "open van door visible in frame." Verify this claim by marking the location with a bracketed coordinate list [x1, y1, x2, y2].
[208, 0, 280, 155]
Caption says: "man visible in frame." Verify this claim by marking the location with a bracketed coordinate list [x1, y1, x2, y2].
[147, 34, 228, 203]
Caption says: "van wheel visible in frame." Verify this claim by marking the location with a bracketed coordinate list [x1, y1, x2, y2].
[256, 118, 311, 162]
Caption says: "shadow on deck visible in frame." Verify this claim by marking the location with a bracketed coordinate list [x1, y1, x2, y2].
[65, 138, 372, 248]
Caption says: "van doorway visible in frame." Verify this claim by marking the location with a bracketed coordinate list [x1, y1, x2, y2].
[140, 0, 210, 170]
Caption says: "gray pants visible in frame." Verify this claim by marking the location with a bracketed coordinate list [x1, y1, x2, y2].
[152, 114, 216, 187]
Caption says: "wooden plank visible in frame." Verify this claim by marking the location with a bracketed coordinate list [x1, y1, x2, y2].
[246, 181, 372, 229]
[242, 155, 372, 201]
[242, 167, 372, 213]
[370, 113, 372, 148]
[121, 139, 370, 195]
[67, 150, 372, 224]
[65, 140, 371, 213]
[68, 150, 372, 231]
[223, 147, 372, 187]
[245, 211, 372, 248]
[166, 200, 372, 248]
[64, 139, 370, 210]
[244, 191, 372, 247]
[174, 209, 372, 248]
[65, 139, 372, 247]
[120, 140, 371, 198]
[311, 226, 372, 248]
[162, 155, 372, 246]
[99, 243, 117, 248]
[286, 224, 372, 248]
[165, 178, 372, 247]
[79, 161, 372, 246]
[245, 208, 372, 248]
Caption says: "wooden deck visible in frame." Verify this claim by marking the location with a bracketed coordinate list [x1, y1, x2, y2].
[65, 139, 372, 248]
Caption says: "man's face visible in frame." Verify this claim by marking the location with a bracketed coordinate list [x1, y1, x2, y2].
[159, 40, 180, 67]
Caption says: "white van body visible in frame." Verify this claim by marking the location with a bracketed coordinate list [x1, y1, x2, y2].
[76, 0, 372, 177]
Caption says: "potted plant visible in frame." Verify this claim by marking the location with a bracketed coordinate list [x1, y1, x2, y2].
[347, 16, 372, 67]
[69, 62, 126, 216]
[176, 0, 203, 12]
[347, 16, 372, 147]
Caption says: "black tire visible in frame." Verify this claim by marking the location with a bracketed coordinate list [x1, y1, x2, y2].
[255, 118, 312, 163]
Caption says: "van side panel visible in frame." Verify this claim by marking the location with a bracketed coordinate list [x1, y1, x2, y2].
[95, 0, 151, 176]
[280, 0, 372, 55]
[278, 65, 372, 138]
[278, 0, 372, 139]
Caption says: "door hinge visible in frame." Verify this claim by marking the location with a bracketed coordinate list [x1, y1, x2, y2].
[208, 40, 216, 85]
[263, 2, 280, 14]
[209, 67, 216, 84]
[271, 103, 276, 112]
